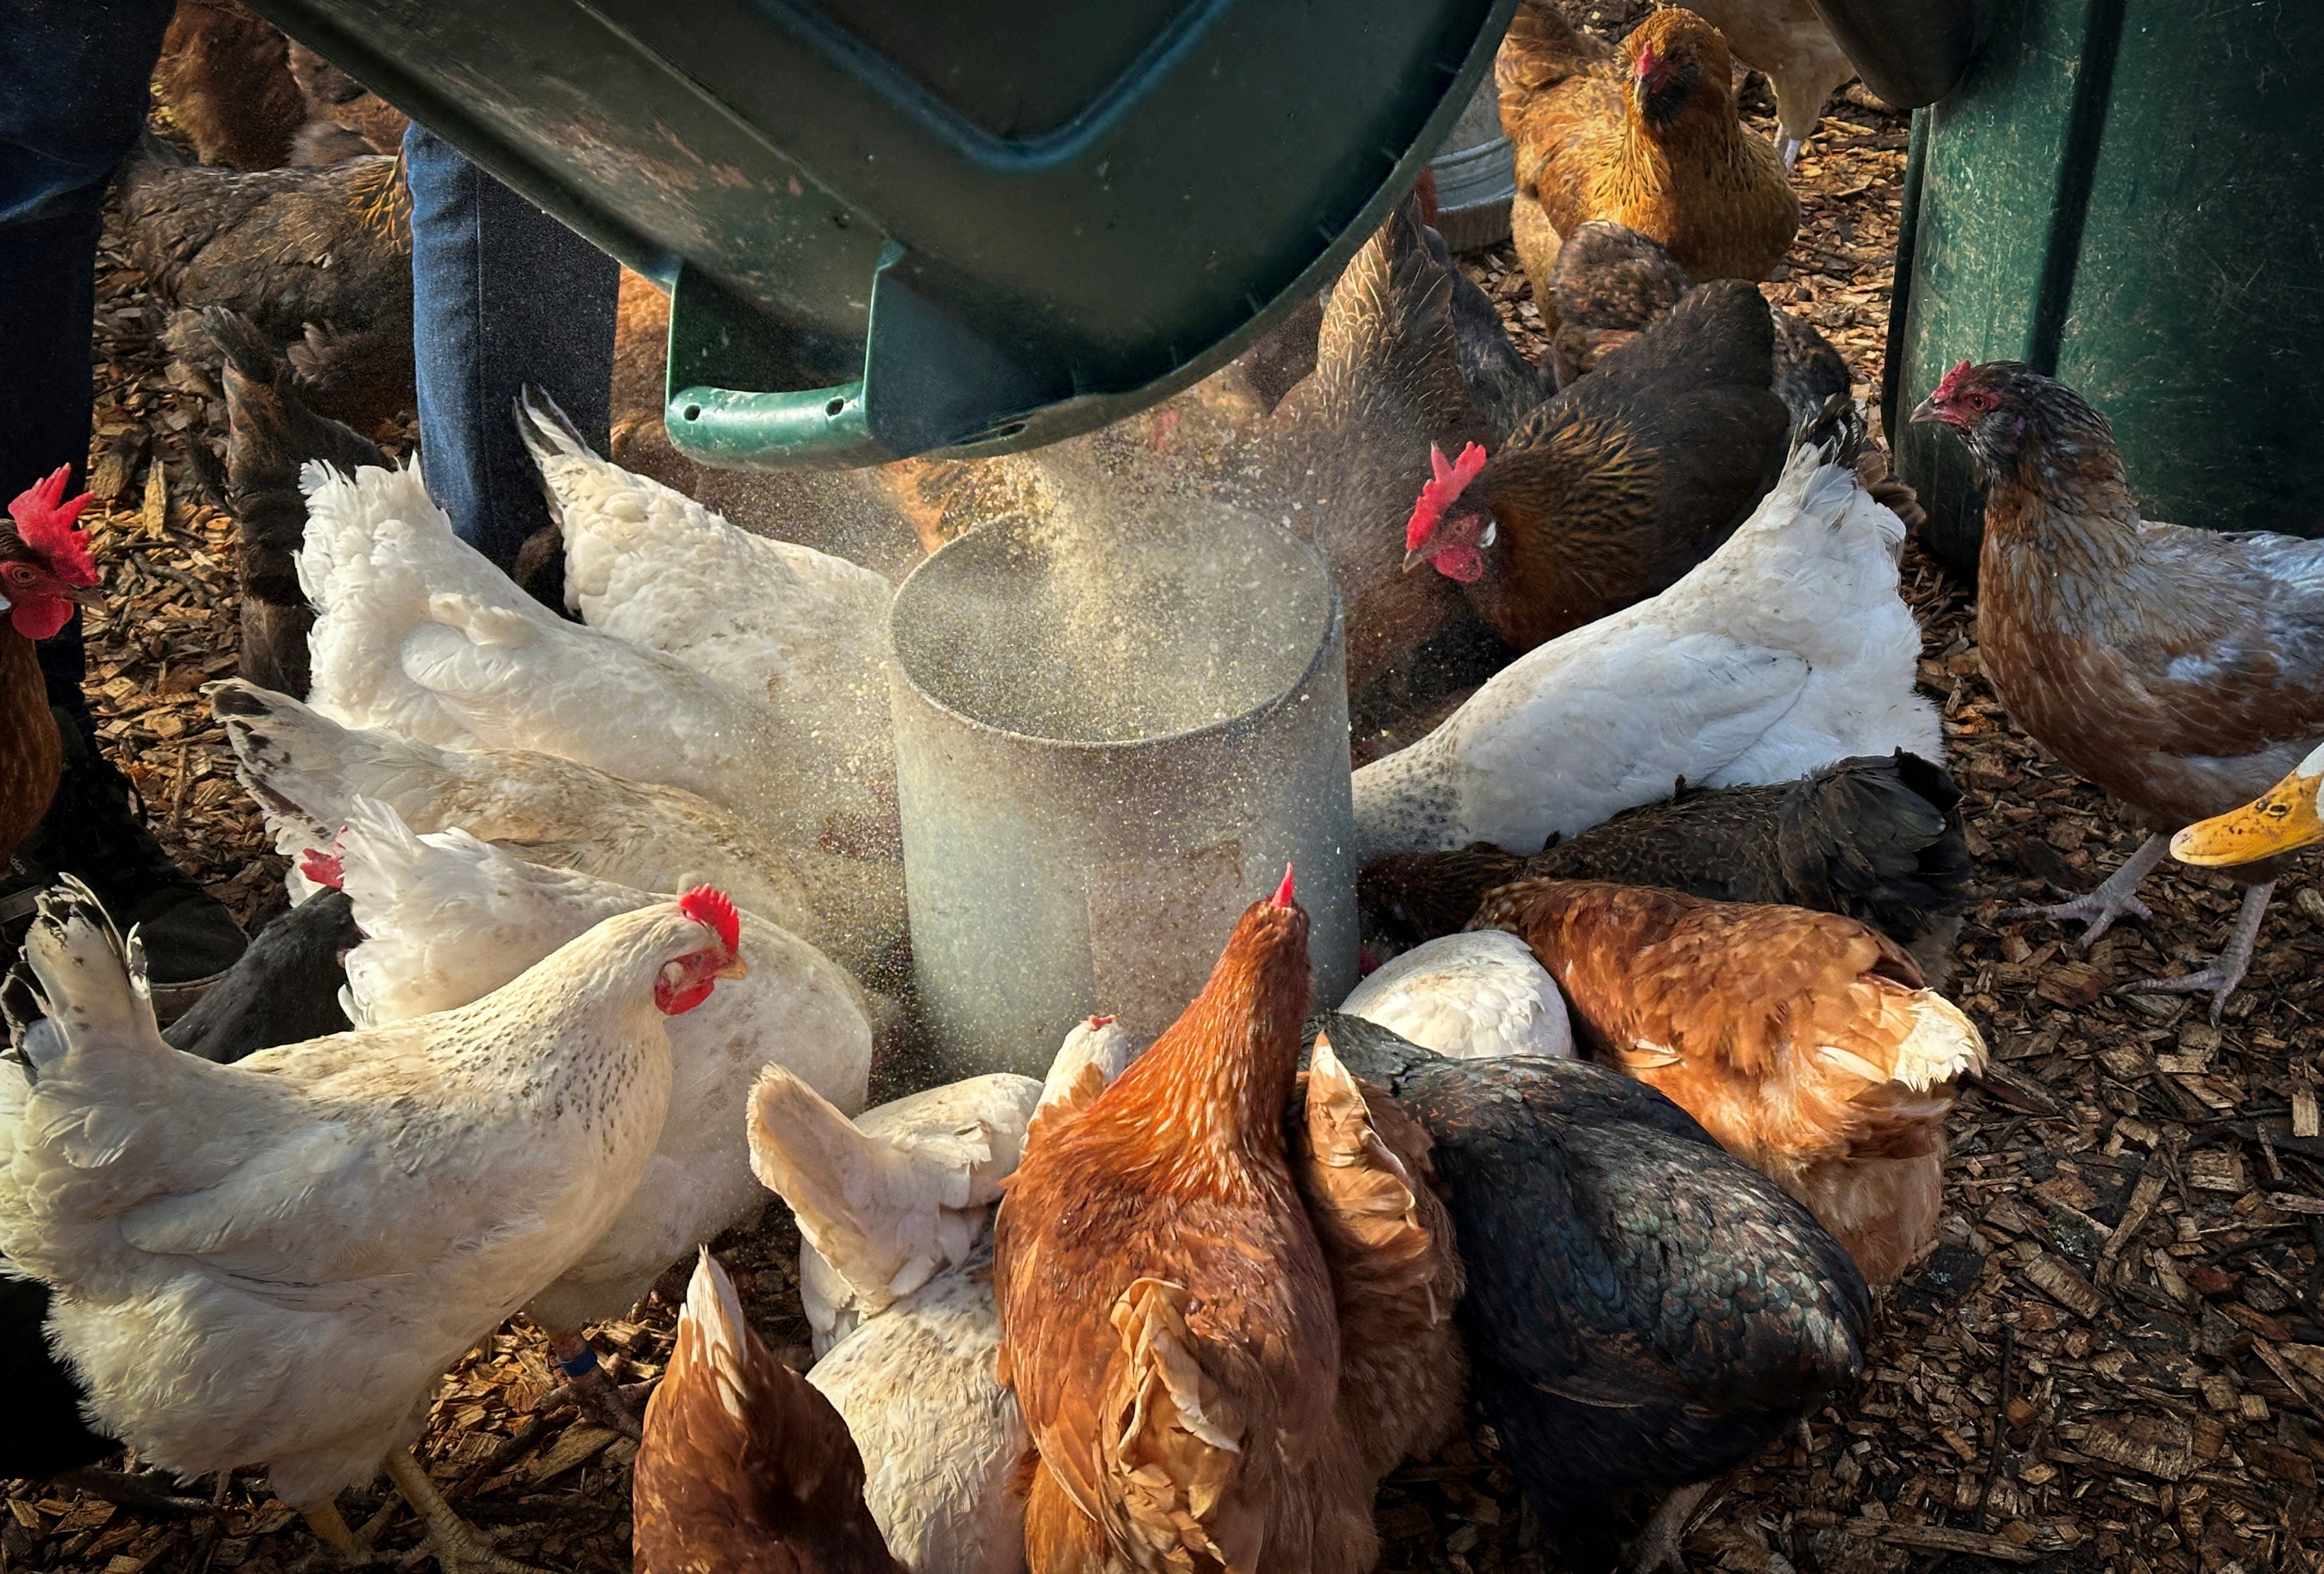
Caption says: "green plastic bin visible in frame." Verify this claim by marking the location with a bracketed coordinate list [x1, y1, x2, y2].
[242, 0, 1516, 470]
[1886, 0, 2324, 575]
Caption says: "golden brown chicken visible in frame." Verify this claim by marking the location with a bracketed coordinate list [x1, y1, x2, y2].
[1288, 1041, 1467, 1489]
[993, 872, 1376, 1574]
[634, 1251, 904, 1574]
[1498, 2, 1799, 316]
[1, 471, 100, 869]
[1477, 879, 1986, 1285]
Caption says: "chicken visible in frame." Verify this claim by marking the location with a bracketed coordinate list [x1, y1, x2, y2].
[122, 138, 413, 432]
[993, 872, 1376, 1574]
[1250, 198, 1504, 696]
[518, 390, 899, 823]
[1542, 223, 1925, 529]
[1498, 3, 1799, 314]
[750, 1019, 1132, 1357]
[1, 469, 100, 868]
[1288, 1040, 1467, 1488]
[207, 306, 391, 695]
[1338, 930, 1575, 1060]
[1311, 1012, 1867, 1574]
[1678, 0, 1859, 169]
[1915, 361, 2324, 1021]
[160, 889, 359, 1063]
[769, 1021, 1135, 1574]
[213, 679, 906, 978]
[1352, 425, 1940, 864]
[0, 878, 745, 1572]
[1359, 751, 1971, 982]
[153, 0, 306, 171]
[296, 459, 855, 848]
[1477, 878, 1985, 1283]
[1401, 278, 1790, 652]
[635, 1249, 904, 1574]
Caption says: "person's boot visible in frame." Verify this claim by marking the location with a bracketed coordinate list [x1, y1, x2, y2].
[1, 709, 246, 1021]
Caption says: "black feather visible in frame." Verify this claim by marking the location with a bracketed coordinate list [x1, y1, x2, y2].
[163, 890, 358, 1064]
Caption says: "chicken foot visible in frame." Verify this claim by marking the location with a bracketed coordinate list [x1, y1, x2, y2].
[300, 1503, 376, 1568]
[2002, 831, 2168, 946]
[381, 1449, 540, 1574]
[538, 1327, 651, 1441]
[2121, 879, 2273, 1026]
[1624, 1479, 1714, 1574]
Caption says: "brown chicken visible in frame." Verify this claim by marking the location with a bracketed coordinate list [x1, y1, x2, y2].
[1915, 361, 2324, 1021]
[1499, 3, 1799, 316]
[124, 138, 414, 432]
[634, 1250, 904, 1574]
[207, 307, 391, 695]
[153, 0, 307, 171]
[1477, 879, 1987, 1285]
[284, 42, 410, 164]
[1, 471, 101, 869]
[993, 871, 1376, 1574]
[1401, 277, 1789, 651]
[1288, 1041, 1467, 1489]
[1680, 0, 1859, 170]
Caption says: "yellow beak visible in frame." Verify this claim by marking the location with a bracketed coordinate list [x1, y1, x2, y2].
[716, 954, 750, 981]
[2172, 770, 2324, 867]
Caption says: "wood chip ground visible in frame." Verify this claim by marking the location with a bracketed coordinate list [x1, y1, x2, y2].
[7, 25, 2306, 1574]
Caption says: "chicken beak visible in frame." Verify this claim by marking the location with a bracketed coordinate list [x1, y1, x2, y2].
[2171, 770, 2324, 867]
[715, 952, 750, 981]
[1401, 546, 1431, 574]
[1908, 396, 1942, 425]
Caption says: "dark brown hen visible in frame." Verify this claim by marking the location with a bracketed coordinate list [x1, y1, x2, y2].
[207, 308, 391, 696]
[1402, 277, 1790, 652]
[1359, 751, 1970, 982]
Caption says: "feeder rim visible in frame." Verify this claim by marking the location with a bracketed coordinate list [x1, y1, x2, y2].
[882, 511, 1346, 755]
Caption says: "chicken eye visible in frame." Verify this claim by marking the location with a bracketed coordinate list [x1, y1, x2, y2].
[2, 564, 32, 585]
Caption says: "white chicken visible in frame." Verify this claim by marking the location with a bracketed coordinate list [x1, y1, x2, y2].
[1340, 931, 1574, 1060]
[1352, 430, 1941, 863]
[766, 1018, 1137, 1574]
[213, 679, 906, 977]
[518, 390, 897, 803]
[296, 458, 835, 844]
[0, 878, 746, 1574]
[319, 797, 872, 1432]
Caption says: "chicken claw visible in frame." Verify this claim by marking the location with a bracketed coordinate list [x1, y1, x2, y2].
[540, 1330, 650, 1441]
[2120, 880, 2273, 1025]
[2001, 832, 2167, 946]
[382, 1451, 540, 1574]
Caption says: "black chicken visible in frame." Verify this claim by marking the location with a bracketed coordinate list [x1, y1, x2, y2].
[1360, 750, 1971, 983]
[206, 308, 392, 696]
[163, 888, 359, 1064]
[1311, 1012, 1868, 1574]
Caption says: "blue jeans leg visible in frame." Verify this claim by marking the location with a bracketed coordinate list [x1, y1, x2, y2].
[0, 0, 176, 738]
[404, 122, 620, 573]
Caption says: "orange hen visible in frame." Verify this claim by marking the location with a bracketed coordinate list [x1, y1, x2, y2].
[993, 872, 1375, 1574]
[1478, 879, 1986, 1285]
[1498, 2, 1799, 316]
[2, 470, 100, 869]
[634, 1251, 903, 1574]
[1289, 1042, 1466, 1488]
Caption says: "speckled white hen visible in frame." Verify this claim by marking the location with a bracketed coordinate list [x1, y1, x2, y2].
[1352, 432, 1941, 863]
[783, 1018, 1138, 1574]
[1340, 931, 1574, 1060]
[213, 678, 906, 977]
[0, 878, 742, 1532]
[295, 458, 831, 844]
[329, 798, 871, 1330]
[519, 390, 896, 802]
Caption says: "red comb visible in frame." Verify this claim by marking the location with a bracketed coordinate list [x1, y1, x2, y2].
[1087, 1014, 1117, 1029]
[299, 848, 345, 890]
[679, 886, 742, 954]
[7, 466, 97, 588]
[1932, 360, 1976, 402]
[1634, 42, 1659, 78]
[1404, 442, 1489, 551]
[1267, 865, 1296, 910]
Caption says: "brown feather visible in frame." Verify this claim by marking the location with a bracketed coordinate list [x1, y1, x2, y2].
[1477, 879, 1985, 1283]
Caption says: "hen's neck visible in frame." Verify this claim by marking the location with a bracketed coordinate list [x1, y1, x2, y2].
[1111, 955, 1307, 1192]
[1352, 739, 1461, 866]
[1977, 438, 2144, 584]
